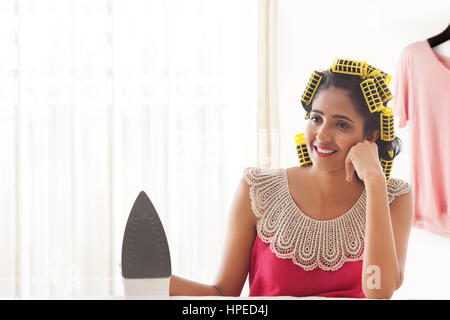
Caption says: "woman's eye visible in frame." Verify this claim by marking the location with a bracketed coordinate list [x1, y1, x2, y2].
[337, 122, 349, 129]
[310, 116, 348, 129]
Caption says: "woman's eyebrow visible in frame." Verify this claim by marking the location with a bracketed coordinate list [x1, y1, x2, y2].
[311, 109, 354, 123]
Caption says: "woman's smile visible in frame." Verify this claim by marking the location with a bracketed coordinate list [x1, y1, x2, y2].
[314, 145, 338, 157]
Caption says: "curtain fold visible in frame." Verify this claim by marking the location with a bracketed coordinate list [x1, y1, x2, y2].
[257, 0, 280, 168]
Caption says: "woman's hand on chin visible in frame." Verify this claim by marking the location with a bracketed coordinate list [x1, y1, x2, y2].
[345, 141, 385, 183]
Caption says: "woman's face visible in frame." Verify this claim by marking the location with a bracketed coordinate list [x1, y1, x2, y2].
[305, 86, 367, 172]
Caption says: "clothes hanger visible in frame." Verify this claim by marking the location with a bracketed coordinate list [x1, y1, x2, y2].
[427, 23, 450, 47]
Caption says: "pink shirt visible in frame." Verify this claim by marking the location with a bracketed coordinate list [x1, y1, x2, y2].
[393, 40, 450, 236]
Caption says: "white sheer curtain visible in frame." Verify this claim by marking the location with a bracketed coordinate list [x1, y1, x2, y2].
[0, 0, 257, 298]
[257, 0, 280, 168]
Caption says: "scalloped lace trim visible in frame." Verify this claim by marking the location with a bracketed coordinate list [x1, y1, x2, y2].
[243, 167, 412, 271]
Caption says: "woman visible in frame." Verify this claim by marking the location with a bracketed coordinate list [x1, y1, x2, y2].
[170, 59, 414, 299]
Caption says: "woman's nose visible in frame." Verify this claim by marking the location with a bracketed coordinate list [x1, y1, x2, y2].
[316, 124, 332, 142]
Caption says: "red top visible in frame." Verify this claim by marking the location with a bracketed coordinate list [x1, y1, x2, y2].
[249, 236, 366, 298]
[243, 167, 411, 298]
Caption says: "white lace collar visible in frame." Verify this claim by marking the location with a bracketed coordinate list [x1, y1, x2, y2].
[243, 167, 412, 271]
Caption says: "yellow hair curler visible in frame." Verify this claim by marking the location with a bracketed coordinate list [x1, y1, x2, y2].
[360, 78, 384, 113]
[294, 133, 312, 167]
[380, 150, 394, 183]
[372, 70, 394, 104]
[380, 107, 395, 141]
[305, 111, 310, 120]
[301, 71, 322, 105]
[332, 58, 368, 78]
[366, 64, 392, 85]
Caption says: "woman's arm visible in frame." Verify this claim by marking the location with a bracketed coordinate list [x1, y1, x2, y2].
[361, 174, 398, 299]
[169, 177, 257, 296]
[345, 140, 414, 299]
[361, 173, 413, 299]
[169, 275, 223, 296]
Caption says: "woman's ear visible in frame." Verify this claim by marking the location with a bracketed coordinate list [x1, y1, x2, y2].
[366, 129, 380, 143]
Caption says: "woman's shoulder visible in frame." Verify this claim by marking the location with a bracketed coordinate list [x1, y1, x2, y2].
[241, 167, 292, 220]
[387, 177, 412, 189]
[242, 166, 285, 185]
[243, 166, 285, 176]
[386, 177, 413, 204]
[242, 165, 308, 186]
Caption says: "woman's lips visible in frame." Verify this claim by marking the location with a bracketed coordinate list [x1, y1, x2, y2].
[314, 145, 337, 157]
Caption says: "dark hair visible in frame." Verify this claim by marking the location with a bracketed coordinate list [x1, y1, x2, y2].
[301, 69, 402, 161]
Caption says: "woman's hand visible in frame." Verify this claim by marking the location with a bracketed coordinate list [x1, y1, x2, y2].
[344, 140, 384, 183]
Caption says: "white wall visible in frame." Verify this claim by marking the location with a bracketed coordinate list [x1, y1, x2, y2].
[276, 0, 450, 299]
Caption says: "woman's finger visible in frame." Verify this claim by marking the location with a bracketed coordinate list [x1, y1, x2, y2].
[345, 154, 354, 182]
